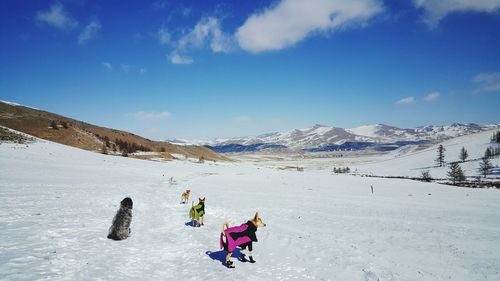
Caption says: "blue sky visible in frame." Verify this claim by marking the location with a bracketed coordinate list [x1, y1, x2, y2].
[1, 0, 499, 140]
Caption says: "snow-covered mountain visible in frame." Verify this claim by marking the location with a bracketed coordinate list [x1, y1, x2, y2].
[348, 123, 493, 141]
[210, 124, 364, 149]
[204, 123, 499, 152]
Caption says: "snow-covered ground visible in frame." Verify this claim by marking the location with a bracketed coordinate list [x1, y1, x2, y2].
[231, 130, 500, 180]
[353, 130, 500, 179]
[1, 132, 500, 280]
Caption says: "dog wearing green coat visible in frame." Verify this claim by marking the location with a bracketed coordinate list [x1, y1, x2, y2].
[189, 197, 205, 227]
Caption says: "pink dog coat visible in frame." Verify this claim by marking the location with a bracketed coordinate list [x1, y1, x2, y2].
[220, 221, 258, 252]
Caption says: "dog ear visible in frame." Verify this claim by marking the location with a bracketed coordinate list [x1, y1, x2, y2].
[254, 212, 259, 220]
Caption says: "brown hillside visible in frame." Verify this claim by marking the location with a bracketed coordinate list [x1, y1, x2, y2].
[0, 101, 228, 161]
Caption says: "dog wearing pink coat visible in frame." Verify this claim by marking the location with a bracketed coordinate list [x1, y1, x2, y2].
[220, 212, 266, 268]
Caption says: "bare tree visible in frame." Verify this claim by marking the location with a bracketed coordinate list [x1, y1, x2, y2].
[447, 162, 465, 185]
[421, 170, 432, 182]
[478, 157, 493, 178]
[104, 136, 110, 147]
[101, 145, 108, 155]
[50, 120, 58, 130]
[491, 131, 500, 143]
[459, 147, 468, 162]
[436, 144, 445, 167]
[484, 147, 493, 158]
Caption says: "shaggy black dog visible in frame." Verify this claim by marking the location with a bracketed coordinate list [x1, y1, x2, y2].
[107, 197, 133, 240]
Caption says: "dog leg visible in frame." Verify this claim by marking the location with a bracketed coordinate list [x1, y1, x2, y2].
[248, 252, 255, 263]
[225, 252, 234, 268]
[248, 243, 255, 263]
[238, 249, 249, 262]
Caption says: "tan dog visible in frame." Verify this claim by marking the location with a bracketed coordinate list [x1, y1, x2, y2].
[189, 197, 205, 227]
[180, 189, 191, 204]
[221, 212, 267, 268]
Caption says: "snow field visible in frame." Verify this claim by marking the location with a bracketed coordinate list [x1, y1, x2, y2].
[1, 137, 500, 280]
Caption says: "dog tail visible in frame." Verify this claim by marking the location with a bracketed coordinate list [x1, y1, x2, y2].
[220, 221, 230, 249]
[221, 221, 229, 233]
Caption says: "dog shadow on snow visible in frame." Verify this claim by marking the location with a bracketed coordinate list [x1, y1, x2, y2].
[206, 249, 242, 266]
[185, 221, 204, 227]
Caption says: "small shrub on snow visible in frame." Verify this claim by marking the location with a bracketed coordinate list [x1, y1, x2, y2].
[421, 170, 432, 182]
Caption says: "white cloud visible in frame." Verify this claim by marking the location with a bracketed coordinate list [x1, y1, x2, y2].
[473, 72, 500, 84]
[159, 16, 231, 65]
[396, 96, 416, 105]
[177, 17, 232, 53]
[424, 91, 441, 101]
[167, 52, 193, 64]
[160, 16, 232, 64]
[131, 111, 172, 120]
[472, 72, 500, 94]
[235, 0, 384, 53]
[102, 62, 112, 71]
[158, 27, 171, 45]
[35, 2, 78, 31]
[78, 19, 101, 44]
[412, 0, 500, 27]
[139, 68, 147, 75]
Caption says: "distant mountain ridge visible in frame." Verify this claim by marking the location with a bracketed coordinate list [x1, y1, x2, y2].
[202, 123, 499, 153]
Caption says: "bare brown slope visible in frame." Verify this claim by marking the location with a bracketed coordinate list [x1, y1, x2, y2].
[0, 101, 228, 161]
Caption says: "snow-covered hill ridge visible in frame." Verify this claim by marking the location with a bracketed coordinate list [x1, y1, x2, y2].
[353, 129, 500, 179]
[0, 99, 39, 110]
[203, 123, 499, 150]
[347, 123, 491, 140]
